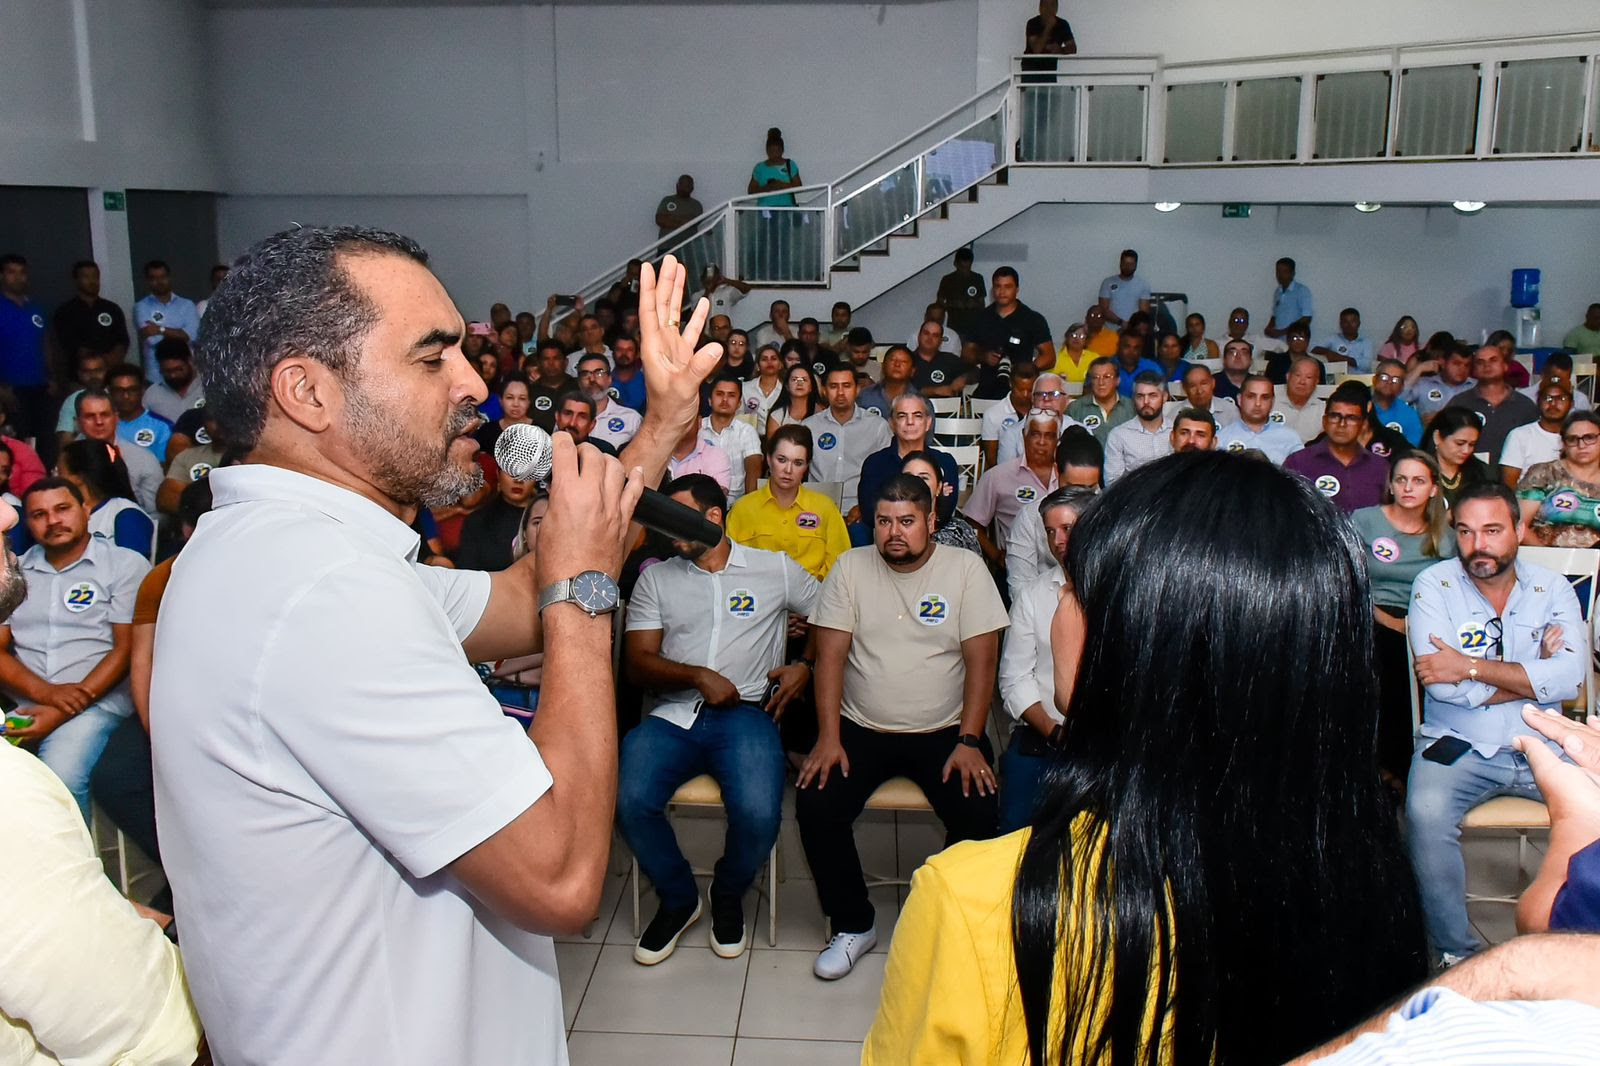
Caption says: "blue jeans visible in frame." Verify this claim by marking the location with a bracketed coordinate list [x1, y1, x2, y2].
[36, 695, 130, 824]
[998, 740, 1050, 834]
[1405, 737, 1546, 958]
[617, 704, 785, 912]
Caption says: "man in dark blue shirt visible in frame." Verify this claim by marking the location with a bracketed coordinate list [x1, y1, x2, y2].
[0, 254, 58, 446]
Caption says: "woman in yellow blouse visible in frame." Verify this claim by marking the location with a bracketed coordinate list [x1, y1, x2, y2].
[1051, 322, 1094, 382]
[865, 451, 1429, 1065]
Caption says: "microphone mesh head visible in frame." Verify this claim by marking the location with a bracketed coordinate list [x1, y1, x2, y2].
[494, 422, 554, 483]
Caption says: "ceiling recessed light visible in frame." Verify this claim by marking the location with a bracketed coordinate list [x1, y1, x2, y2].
[1354, 201, 1383, 213]
[1452, 200, 1487, 213]
[1153, 201, 1182, 212]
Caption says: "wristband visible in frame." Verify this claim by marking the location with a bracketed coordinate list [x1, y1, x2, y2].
[1048, 722, 1066, 748]
[957, 733, 981, 749]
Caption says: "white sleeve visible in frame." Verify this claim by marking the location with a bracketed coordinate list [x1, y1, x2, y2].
[998, 591, 1042, 721]
[1005, 504, 1044, 603]
[412, 563, 492, 642]
[1500, 427, 1529, 470]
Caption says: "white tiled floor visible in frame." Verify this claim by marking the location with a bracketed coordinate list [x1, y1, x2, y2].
[104, 804, 1546, 1066]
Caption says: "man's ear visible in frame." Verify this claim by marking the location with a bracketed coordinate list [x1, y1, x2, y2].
[269, 356, 338, 434]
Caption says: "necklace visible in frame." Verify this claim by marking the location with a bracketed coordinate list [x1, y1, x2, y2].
[1438, 468, 1461, 490]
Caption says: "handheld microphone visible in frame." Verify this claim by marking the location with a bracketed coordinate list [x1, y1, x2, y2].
[494, 423, 724, 548]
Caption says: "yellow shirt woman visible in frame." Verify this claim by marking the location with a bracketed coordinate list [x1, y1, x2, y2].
[864, 818, 1172, 1065]
[1053, 347, 1096, 383]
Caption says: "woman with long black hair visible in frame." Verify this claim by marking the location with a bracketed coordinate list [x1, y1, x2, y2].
[56, 439, 155, 560]
[865, 451, 1428, 1065]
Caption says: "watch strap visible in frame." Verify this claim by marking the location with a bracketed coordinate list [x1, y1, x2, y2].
[537, 577, 574, 614]
[957, 733, 981, 748]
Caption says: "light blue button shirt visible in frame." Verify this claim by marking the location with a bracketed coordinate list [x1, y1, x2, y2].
[1271, 280, 1314, 330]
[1316, 332, 1374, 371]
[1320, 987, 1600, 1066]
[1408, 556, 1585, 757]
[1097, 273, 1151, 323]
[1215, 420, 1304, 464]
[132, 294, 201, 380]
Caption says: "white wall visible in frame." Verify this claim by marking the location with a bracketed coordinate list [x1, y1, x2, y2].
[854, 202, 1600, 350]
[209, 1, 983, 317]
[1011, 0, 1600, 65]
[0, 0, 217, 190]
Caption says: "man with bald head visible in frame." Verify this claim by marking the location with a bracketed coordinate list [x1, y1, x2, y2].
[1166, 364, 1237, 428]
[1274, 354, 1326, 443]
[1445, 345, 1539, 466]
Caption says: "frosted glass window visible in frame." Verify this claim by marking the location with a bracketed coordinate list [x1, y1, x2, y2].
[1085, 84, 1146, 162]
[1395, 64, 1480, 157]
[1315, 70, 1391, 159]
[1165, 82, 1225, 163]
[1234, 77, 1300, 161]
[1494, 56, 1585, 154]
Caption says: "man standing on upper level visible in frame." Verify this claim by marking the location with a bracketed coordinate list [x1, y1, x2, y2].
[655, 175, 703, 237]
[1097, 249, 1151, 328]
[1264, 257, 1313, 342]
[0, 254, 60, 446]
[132, 261, 200, 383]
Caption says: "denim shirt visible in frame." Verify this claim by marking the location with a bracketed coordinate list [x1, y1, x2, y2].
[1408, 556, 1585, 756]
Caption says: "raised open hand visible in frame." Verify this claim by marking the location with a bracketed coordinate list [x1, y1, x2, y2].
[637, 254, 724, 432]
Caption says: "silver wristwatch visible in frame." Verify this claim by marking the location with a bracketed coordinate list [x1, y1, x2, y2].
[537, 570, 620, 617]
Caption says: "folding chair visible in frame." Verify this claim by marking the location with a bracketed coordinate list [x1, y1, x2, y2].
[967, 395, 1003, 419]
[1192, 358, 1224, 372]
[630, 774, 781, 947]
[1336, 372, 1374, 387]
[945, 445, 982, 497]
[928, 396, 964, 418]
[934, 416, 983, 449]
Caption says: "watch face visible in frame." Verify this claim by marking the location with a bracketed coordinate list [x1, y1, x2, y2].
[571, 571, 619, 613]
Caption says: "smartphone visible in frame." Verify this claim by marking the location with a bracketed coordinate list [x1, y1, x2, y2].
[553, 294, 579, 308]
[467, 321, 493, 337]
[763, 679, 783, 709]
[1421, 735, 1473, 766]
[2, 712, 33, 746]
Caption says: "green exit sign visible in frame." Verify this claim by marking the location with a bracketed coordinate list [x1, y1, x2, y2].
[102, 191, 126, 212]
[1222, 202, 1251, 219]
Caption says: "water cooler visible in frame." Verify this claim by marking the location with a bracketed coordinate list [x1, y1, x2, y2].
[1510, 268, 1541, 348]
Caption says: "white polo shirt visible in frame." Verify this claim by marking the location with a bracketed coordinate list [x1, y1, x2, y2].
[1271, 391, 1326, 443]
[999, 566, 1066, 730]
[150, 465, 563, 1066]
[980, 398, 1028, 446]
[626, 542, 819, 729]
[802, 405, 891, 513]
[1501, 421, 1561, 473]
[589, 398, 642, 449]
[700, 415, 762, 504]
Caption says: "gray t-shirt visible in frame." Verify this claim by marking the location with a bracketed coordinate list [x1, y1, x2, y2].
[1350, 505, 1456, 611]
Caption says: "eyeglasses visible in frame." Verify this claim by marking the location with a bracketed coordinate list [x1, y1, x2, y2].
[1376, 373, 1404, 385]
[1033, 390, 1066, 401]
[577, 369, 610, 379]
[1563, 432, 1600, 447]
[1326, 412, 1363, 424]
[1541, 394, 1571, 405]
[1485, 616, 1505, 661]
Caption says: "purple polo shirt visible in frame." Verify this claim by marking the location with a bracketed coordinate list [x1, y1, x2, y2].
[1284, 439, 1388, 514]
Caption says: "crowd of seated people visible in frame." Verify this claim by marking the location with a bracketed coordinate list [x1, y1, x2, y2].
[5, 229, 1600, 1063]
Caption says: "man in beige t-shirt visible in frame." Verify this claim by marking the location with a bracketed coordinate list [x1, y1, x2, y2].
[795, 473, 1007, 981]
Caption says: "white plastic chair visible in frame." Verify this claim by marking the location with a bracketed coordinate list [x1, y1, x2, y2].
[928, 396, 964, 417]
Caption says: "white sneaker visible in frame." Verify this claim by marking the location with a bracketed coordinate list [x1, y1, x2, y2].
[813, 926, 877, 980]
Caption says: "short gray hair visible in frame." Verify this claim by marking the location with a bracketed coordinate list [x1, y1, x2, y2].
[891, 391, 934, 420]
[195, 225, 429, 451]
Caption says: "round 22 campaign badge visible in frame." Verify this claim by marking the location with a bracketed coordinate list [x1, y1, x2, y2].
[534, 395, 553, 412]
[795, 512, 820, 530]
[1269, 411, 1286, 425]
[1370, 537, 1401, 564]
[1456, 621, 1492, 657]
[607, 417, 626, 433]
[817, 433, 837, 451]
[930, 370, 946, 385]
[1313, 474, 1341, 498]
[1015, 486, 1038, 503]
[727, 589, 756, 618]
[63, 582, 100, 613]
[134, 427, 156, 447]
[1550, 491, 1580, 515]
[915, 594, 948, 626]
[1081, 413, 1102, 430]
[97, 311, 113, 327]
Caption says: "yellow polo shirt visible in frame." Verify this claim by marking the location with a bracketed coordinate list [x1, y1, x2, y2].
[725, 483, 851, 580]
[864, 819, 1173, 1066]
[1052, 348, 1097, 382]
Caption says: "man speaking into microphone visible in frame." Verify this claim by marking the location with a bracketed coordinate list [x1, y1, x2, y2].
[149, 227, 720, 1065]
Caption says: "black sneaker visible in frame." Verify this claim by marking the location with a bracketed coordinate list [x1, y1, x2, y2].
[633, 898, 701, 966]
[709, 896, 747, 959]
